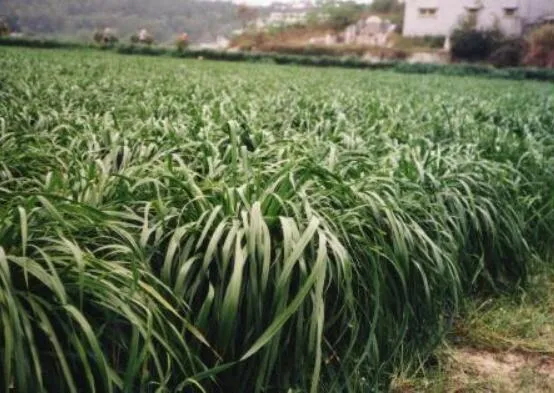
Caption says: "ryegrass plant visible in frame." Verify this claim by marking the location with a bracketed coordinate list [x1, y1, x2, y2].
[1, 47, 553, 392]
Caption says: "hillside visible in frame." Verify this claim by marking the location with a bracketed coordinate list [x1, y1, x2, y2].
[0, 0, 243, 43]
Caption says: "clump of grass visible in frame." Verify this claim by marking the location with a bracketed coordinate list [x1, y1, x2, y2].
[456, 263, 554, 354]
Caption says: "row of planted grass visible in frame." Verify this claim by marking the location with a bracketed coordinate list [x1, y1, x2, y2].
[1, 47, 554, 392]
[2, 36, 554, 82]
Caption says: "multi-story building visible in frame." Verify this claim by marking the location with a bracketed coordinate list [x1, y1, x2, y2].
[403, 0, 554, 37]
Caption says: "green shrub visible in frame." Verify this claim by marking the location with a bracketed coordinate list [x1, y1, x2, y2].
[175, 33, 189, 51]
[141, 34, 154, 46]
[489, 39, 527, 68]
[93, 28, 118, 46]
[396, 35, 445, 50]
[93, 30, 103, 44]
[451, 28, 502, 62]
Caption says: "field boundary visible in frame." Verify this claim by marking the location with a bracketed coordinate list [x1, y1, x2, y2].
[1, 36, 554, 83]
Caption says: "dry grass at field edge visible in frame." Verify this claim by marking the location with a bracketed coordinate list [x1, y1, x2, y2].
[391, 268, 554, 393]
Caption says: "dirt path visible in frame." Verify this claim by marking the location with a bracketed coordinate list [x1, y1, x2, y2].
[392, 347, 554, 393]
[444, 348, 554, 392]
[392, 270, 554, 392]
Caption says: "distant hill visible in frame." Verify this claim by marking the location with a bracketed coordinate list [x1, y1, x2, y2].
[0, 0, 245, 43]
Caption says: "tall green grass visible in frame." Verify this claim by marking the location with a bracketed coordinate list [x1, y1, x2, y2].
[1, 47, 553, 392]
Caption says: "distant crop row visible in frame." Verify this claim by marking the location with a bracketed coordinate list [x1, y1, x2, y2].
[1, 47, 553, 392]
[2, 36, 554, 83]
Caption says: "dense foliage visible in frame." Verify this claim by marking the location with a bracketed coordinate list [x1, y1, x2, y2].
[489, 39, 528, 68]
[451, 28, 502, 62]
[320, 2, 368, 30]
[525, 24, 554, 68]
[304, 0, 403, 31]
[367, 0, 402, 13]
[0, 0, 242, 43]
[450, 20, 554, 68]
[1, 47, 554, 392]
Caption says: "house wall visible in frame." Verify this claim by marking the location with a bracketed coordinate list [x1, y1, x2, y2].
[403, 0, 554, 37]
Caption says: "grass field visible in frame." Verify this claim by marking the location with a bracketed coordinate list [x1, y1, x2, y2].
[1, 47, 553, 392]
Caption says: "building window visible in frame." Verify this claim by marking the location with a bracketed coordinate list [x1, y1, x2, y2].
[465, 7, 482, 16]
[504, 7, 517, 17]
[418, 8, 438, 17]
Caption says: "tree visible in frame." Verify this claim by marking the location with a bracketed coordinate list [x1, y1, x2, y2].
[0, 0, 243, 44]
[450, 17, 503, 62]
[323, 2, 364, 30]
[102, 27, 118, 44]
[367, 0, 404, 30]
[143, 35, 154, 45]
[369, 0, 403, 14]
[489, 39, 527, 68]
[93, 27, 118, 45]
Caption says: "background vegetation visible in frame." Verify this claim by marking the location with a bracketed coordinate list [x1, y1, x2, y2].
[3, 36, 554, 82]
[450, 17, 554, 68]
[0, 0, 242, 43]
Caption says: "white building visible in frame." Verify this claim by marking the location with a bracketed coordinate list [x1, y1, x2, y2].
[195, 36, 230, 50]
[266, 10, 309, 25]
[403, 0, 554, 37]
[252, 2, 316, 28]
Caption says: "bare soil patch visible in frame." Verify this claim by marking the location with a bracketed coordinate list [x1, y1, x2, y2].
[448, 348, 554, 392]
